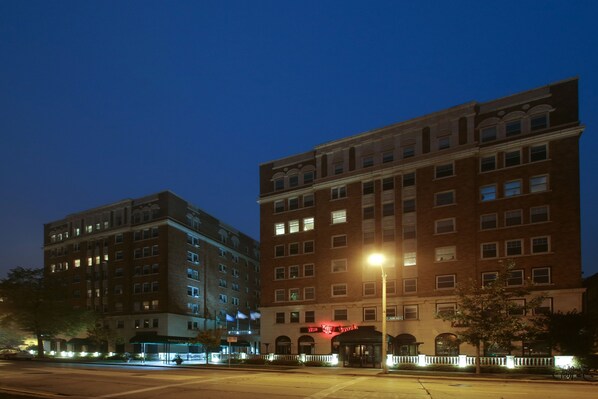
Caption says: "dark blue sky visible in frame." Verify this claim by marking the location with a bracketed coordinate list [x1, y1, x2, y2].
[1, 1, 597, 278]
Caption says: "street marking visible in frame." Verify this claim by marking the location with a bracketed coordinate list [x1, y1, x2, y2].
[304, 376, 369, 399]
[97, 374, 245, 398]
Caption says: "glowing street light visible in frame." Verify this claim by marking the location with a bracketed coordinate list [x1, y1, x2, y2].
[368, 253, 388, 374]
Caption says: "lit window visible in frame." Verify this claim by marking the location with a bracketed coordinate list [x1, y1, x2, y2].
[303, 217, 315, 231]
[289, 288, 300, 301]
[289, 220, 299, 234]
[480, 185, 496, 201]
[435, 246, 456, 261]
[331, 259, 347, 273]
[504, 180, 521, 197]
[403, 252, 416, 266]
[275, 223, 285, 235]
[436, 275, 456, 289]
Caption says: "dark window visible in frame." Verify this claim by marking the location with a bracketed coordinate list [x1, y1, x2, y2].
[403, 199, 416, 213]
[530, 144, 547, 162]
[480, 155, 496, 172]
[362, 181, 374, 195]
[435, 163, 454, 178]
[504, 150, 521, 167]
[382, 203, 394, 216]
[403, 172, 415, 187]
[305, 311, 315, 323]
[506, 120, 522, 136]
[531, 115, 548, 130]
[275, 312, 285, 323]
[363, 206, 375, 219]
[382, 177, 394, 191]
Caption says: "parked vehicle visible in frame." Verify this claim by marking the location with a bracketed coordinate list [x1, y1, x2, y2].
[0, 348, 34, 360]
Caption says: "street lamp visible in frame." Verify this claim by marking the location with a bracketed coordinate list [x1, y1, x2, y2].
[368, 253, 388, 374]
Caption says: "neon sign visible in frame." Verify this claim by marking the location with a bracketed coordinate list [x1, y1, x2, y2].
[300, 324, 358, 334]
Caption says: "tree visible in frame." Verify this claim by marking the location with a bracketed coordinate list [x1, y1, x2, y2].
[192, 329, 224, 364]
[437, 260, 544, 374]
[87, 317, 121, 353]
[542, 310, 596, 356]
[0, 267, 94, 357]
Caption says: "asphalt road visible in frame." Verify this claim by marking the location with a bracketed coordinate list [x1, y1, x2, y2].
[1, 360, 596, 399]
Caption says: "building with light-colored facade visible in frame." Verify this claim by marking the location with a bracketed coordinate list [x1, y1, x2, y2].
[258, 78, 584, 364]
[44, 191, 261, 355]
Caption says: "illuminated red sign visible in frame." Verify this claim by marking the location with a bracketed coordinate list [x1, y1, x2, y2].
[300, 324, 358, 334]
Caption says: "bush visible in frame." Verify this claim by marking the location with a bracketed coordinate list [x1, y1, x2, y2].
[270, 358, 303, 366]
[303, 360, 329, 367]
[243, 357, 268, 365]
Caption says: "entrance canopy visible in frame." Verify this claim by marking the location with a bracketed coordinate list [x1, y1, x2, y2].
[332, 326, 392, 344]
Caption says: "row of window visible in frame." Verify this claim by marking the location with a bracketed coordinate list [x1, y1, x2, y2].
[272, 267, 552, 302]
[481, 175, 549, 201]
[274, 170, 316, 191]
[480, 143, 547, 172]
[274, 241, 314, 257]
[480, 114, 549, 144]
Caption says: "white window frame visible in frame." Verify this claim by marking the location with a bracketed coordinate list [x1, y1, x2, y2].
[275, 223, 285, 236]
[505, 239, 523, 256]
[331, 259, 347, 273]
[331, 210, 347, 224]
[530, 205, 549, 223]
[504, 180, 522, 197]
[531, 236, 550, 254]
[532, 267, 551, 285]
[435, 218, 455, 234]
[435, 246, 456, 262]
[480, 213, 497, 230]
[481, 242, 498, 259]
[288, 220, 300, 234]
[403, 305, 418, 320]
[403, 278, 417, 294]
[436, 274, 456, 290]
[530, 175, 549, 193]
[331, 283, 348, 297]
[480, 184, 497, 201]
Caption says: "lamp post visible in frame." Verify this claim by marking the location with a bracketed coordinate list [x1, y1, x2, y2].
[368, 253, 388, 374]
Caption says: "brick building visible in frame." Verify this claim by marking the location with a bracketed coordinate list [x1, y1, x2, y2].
[258, 78, 584, 362]
[44, 191, 261, 354]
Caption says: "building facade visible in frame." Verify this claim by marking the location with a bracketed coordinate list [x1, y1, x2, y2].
[258, 78, 584, 361]
[44, 191, 261, 353]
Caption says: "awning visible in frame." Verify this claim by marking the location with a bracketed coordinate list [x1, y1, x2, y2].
[220, 339, 251, 347]
[331, 326, 392, 345]
[129, 332, 193, 344]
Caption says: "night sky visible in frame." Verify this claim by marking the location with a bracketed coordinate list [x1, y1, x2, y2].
[1, 1, 597, 278]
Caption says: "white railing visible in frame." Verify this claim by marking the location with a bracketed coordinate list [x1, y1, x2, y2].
[391, 355, 551, 368]
[515, 357, 553, 367]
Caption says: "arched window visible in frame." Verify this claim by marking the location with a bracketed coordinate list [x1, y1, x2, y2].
[395, 334, 418, 356]
[298, 335, 315, 355]
[435, 333, 459, 356]
[275, 336, 291, 354]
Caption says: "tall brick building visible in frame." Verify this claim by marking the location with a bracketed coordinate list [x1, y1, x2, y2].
[44, 191, 261, 353]
[258, 78, 584, 362]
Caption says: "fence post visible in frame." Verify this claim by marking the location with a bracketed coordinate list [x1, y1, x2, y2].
[418, 354, 427, 367]
[506, 355, 515, 369]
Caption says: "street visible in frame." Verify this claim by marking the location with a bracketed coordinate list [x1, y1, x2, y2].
[0, 360, 596, 399]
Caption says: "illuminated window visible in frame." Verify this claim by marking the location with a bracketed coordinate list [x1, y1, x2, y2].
[275, 223, 285, 235]
[435, 246, 456, 262]
[480, 185, 496, 201]
[331, 259, 347, 273]
[504, 180, 521, 197]
[403, 252, 416, 266]
[303, 217, 314, 231]
[289, 220, 299, 234]
[332, 210, 346, 224]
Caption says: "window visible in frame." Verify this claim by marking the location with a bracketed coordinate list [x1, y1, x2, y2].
[482, 272, 498, 286]
[334, 163, 344, 175]
[403, 145, 415, 158]
[290, 311, 300, 323]
[505, 120, 522, 136]
[218, 278, 227, 288]
[219, 294, 227, 303]
[481, 243, 498, 259]
[382, 203, 395, 217]
[403, 278, 417, 293]
[303, 217, 314, 231]
[305, 311, 315, 323]
[438, 136, 450, 150]
[187, 286, 199, 298]
[289, 265, 300, 279]
[506, 239, 523, 256]
[187, 234, 200, 247]
[333, 309, 348, 321]
[435, 246, 456, 262]
[530, 206, 549, 223]
[363, 230, 375, 244]
[532, 236, 550, 253]
[331, 186, 346, 200]
[436, 303, 456, 317]
[480, 214, 497, 230]
[187, 251, 199, 264]
[404, 305, 418, 320]
[403, 172, 415, 187]
[275, 289, 285, 302]
[403, 198, 416, 213]
[436, 275, 456, 289]
[480, 155, 496, 172]
[403, 225, 416, 239]
[435, 218, 455, 234]
[505, 210, 522, 226]
[289, 242, 299, 255]
[362, 155, 374, 168]
[532, 267, 551, 284]
[362, 181, 374, 195]
[304, 286, 315, 300]
[303, 194, 314, 207]
[275, 245, 285, 257]
[504, 150, 521, 167]
[275, 267, 285, 280]
[534, 298, 553, 315]
[289, 220, 299, 234]
[332, 235, 347, 248]
[218, 264, 227, 273]
[480, 185, 496, 201]
[288, 197, 299, 210]
[331, 210, 346, 224]
[504, 180, 521, 197]
[382, 177, 394, 190]
[481, 126, 497, 142]
[507, 270, 524, 286]
[382, 151, 394, 163]
[289, 288, 300, 301]
[530, 175, 548, 193]
[530, 114, 548, 130]
[303, 264, 314, 277]
[275, 312, 285, 323]
[275, 223, 285, 235]
[363, 282, 376, 296]
[403, 252, 416, 266]
[274, 178, 284, 191]
[331, 284, 347, 297]
[435, 163, 454, 178]
[363, 206, 375, 219]
[530, 144, 547, 162]
[331, 259, 347, 273]
[382, 228, 395, 242]
[435, 191, 455, 206]
[289, 175, 299, 187]
[363, 307, 377, 321]
[303, 241, 314, 253]
[303, 171, 315, 184]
